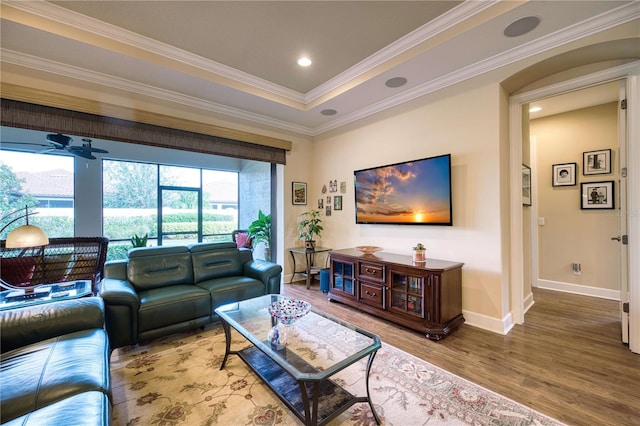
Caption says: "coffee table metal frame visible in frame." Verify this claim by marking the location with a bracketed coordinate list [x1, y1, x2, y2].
[215, 294, 381, 426]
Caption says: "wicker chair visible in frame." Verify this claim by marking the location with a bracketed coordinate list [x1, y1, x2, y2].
[0, 237, 109, 292]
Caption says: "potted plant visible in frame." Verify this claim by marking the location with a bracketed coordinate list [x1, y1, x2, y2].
[130, 233, 148, 248]
[297, 210, 323, 250]
[412, 242, 426, 263]
[248, 210, 272, 261]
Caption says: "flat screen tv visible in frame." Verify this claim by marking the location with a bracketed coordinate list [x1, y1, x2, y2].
[354, 154, 452, 225]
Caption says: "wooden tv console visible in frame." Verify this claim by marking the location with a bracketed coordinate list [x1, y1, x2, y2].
[328, 248, 464, 340]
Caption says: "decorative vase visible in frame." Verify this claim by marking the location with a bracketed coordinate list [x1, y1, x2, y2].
[304, 240, 316, 250]
[267, 323, 291, 350]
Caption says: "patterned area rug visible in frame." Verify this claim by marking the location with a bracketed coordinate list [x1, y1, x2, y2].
[111, 322, 563, 426]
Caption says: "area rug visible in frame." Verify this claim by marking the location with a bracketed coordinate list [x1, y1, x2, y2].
[111, 323, 563, 426]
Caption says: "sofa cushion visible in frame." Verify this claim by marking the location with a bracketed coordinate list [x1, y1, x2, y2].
[137, 285, 211, 333]
[127, 245, 194, 290]
[2, 391, 110, 426]
[197, 276, 266, 310]
[190, 243, 244, 283]
[0, 329, 110, 424]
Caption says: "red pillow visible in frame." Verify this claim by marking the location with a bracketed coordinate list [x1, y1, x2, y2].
[235, 232, 252, 249]
[1, 256, 36, 287]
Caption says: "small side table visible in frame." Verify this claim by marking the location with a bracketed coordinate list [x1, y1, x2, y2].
[288, 247, 332, 289]
[0, 280, 93, 311]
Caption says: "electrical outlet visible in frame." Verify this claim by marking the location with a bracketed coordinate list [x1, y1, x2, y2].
[572, 262, 581, 275]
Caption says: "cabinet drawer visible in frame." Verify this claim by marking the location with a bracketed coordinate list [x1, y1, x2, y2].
[359, 282, 384, 308]
[359, 262, 385, 283]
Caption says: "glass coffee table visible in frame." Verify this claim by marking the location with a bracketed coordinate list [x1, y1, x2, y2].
[0, 280, 93, 311]
[215, 294, 381, 426]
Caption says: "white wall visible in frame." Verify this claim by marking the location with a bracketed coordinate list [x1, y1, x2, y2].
[304, 83, 508, 324]
[531, 102, 620, 298]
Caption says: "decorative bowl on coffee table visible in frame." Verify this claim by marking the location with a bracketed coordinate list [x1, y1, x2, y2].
[268, 298, 311, 325]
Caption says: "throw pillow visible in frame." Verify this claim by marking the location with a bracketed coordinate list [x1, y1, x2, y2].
[235, 232, 252, 249]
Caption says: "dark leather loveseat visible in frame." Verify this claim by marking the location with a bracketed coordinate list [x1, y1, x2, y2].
[100, 242, 282, 349]
[0, 298, 111, 425]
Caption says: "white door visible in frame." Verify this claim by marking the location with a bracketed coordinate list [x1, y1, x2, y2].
[617, 81, 630, 344]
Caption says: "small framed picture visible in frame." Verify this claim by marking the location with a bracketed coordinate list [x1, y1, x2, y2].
[325, 205, 332, 216]
[334, 195, 342, 211]
[317, 198, 324, 209]
[522, 164, 532, 206]
[292, 181, 307, 205]
[340, 181, 347, 193]
[581, 181, 614, 209]
[583, 149, 611, 175]
[552, 162, 576, 186]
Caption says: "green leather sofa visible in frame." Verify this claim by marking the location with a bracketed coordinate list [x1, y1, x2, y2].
[100, 242, 282, 349]
[0, 298, 111, 425]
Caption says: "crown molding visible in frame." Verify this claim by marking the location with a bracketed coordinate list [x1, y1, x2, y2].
[3, 1, 638, 137]
[1, 49, 313, 136]
[312, 2, 640, 135]
[3, 0, 306, 104]
[304, 0, 498, 103]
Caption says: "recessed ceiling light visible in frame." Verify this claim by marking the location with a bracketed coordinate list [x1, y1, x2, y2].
[504, 16, 540, 37]
[297, 57, 312, 67]
[385, 77, 407, 88]
[529, 106, 542, 113]
[321, 109, 337, 116]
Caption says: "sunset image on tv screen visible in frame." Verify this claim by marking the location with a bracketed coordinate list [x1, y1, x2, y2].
[355, 154, 452, 225]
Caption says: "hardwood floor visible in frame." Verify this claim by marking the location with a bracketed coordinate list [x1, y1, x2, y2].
[283, 282, 640, 426]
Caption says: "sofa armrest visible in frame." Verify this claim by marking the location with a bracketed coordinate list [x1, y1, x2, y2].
[244, 260, 282, 294]
[100, 278, 140, 349]
[0, 297, 105, 354]
[104, 259, 128, 280]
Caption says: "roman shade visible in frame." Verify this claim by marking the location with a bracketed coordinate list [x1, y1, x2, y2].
[1, 98, 287, 164]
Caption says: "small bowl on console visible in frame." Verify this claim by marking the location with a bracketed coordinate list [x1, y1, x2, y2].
[355, 246, 383, 255]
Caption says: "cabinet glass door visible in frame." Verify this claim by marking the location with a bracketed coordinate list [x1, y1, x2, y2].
[332, 260, 355, 296]
[390, 272, 424, 316]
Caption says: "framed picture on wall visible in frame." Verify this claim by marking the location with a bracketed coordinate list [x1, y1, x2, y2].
[552, 162, 576, 186]
[522, 164, 532, 206]
[581, 181, 614, 209]
[334, 195, 342, 211]
[583, 149, 611, 175]
[292, 182, 307, 205]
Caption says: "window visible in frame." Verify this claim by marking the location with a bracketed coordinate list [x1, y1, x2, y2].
[0, 150, 74, 238]
[102, 159, 238, 259]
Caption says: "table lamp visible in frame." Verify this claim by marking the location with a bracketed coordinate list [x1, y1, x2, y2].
[1, 206, 50, 298]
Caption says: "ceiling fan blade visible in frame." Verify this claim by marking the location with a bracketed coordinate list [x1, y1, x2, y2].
[70, 146, 109, 154]
[1, 141, 51, 148]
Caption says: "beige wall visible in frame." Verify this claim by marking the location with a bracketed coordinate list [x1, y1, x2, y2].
[309, 83, 507, 323]
[531, 102, 619, 294]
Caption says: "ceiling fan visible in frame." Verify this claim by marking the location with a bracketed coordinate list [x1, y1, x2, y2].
[2, 133, 109, 160]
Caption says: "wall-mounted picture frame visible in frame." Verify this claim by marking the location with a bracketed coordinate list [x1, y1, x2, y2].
[340, 181, 347, 193]
[581, 180, 614, 209]
[552, 162, 577, 187]
[522, 164, 532, 206]
[292, 181, 307, 205]
[318, 198, 324, 209]
[334, 195, 342, 211]
[583, 149, 611, 175]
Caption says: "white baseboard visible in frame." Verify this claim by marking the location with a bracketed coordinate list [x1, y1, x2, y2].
[535, 279, 620, 301]
[463, 310, 514, 335]
[523, 291, 535, 314]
